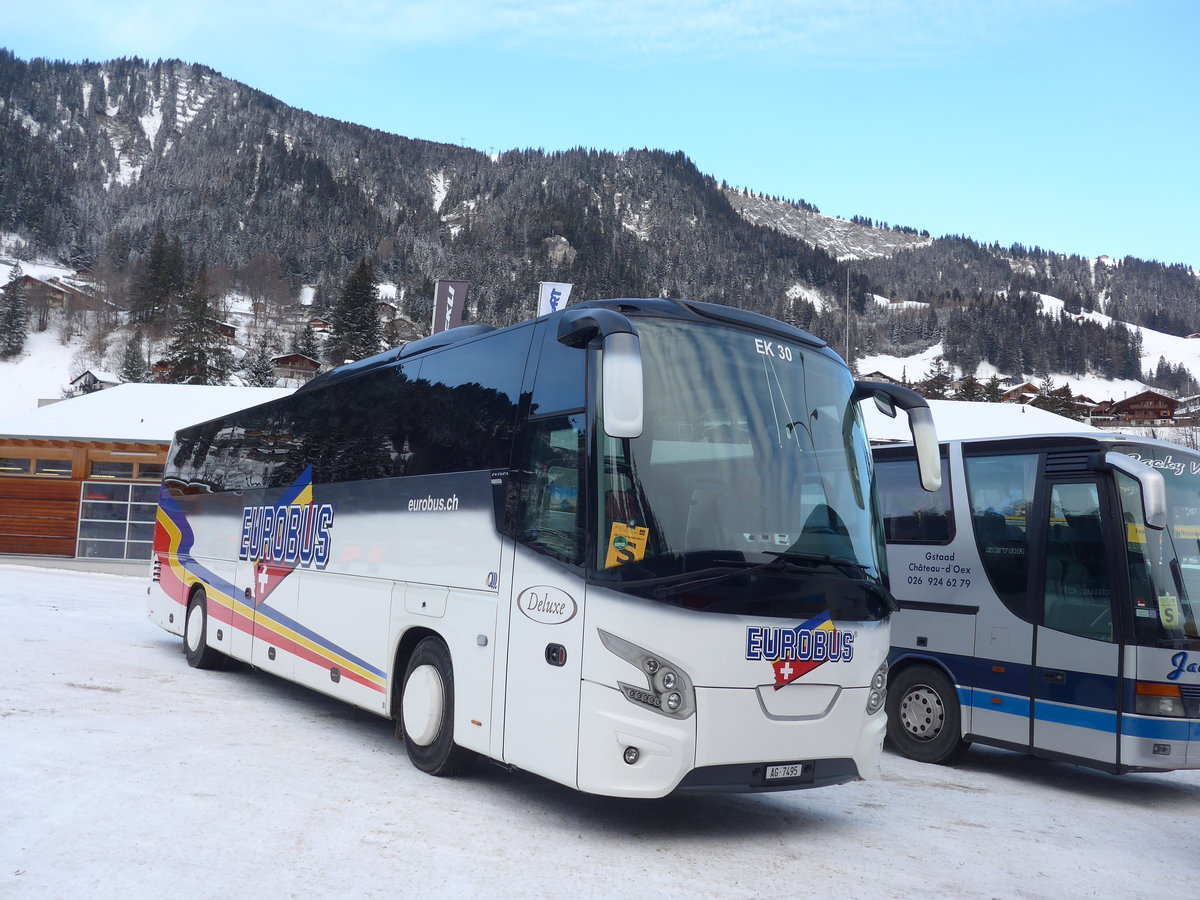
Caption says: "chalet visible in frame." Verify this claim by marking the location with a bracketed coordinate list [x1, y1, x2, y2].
[271, 353, 320, 383]
[308, 316, 333, 336]
[14, 274, 99, 314]
[858, 370, 901, 385]
[68, 370, 123, 396]
[0, 384, 291, 562]
[375, 299, 398, 322]
[205, 317, 237, 340]
[1001, 381, 1040, 405]
[1108, 390, 1178, 425]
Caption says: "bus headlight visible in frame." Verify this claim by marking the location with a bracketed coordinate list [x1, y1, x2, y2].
[1135, 682, 1185, 717]
[599, 629, 696, 719]
[866, 660, 888, 715]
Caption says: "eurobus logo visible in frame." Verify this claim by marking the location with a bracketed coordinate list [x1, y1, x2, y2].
[239, 501, 334, 570]
[745, 612, 855, 689]
[234, 466, 334, 604]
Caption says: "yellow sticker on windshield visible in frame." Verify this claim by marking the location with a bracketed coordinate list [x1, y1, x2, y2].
[1176, 524, 1200, 539]
[1126, 523, 1147, 544]
[1158, 594, 1181, 629]
[605, 523, 649, 568]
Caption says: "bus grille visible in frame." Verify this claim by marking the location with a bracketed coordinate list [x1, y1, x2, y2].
[1180, 683, 1200, 718]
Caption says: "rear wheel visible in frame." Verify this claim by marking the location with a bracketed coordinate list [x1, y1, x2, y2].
[886, 664, 969, 764]
[398, 637, 475, 776]
[184, 588, 225, 670]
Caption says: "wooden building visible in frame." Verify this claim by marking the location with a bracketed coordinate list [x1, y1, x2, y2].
[0, 384, 291, 560]
[271, 352, 321, 383]
[1108, 390, 1178, 425]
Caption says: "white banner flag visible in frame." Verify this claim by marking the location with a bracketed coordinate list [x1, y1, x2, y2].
[538, 282, 573, 317]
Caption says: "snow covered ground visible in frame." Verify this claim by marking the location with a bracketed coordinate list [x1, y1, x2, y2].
[2, 564, 1197, 899]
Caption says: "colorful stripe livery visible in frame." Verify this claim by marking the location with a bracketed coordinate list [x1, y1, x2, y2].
[153, 478, 386, 695]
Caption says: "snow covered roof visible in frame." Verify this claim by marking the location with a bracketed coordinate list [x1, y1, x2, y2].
[0, 384, 293, 444]
[69, 369, 123, 386]
[864, 399, 1099, 444]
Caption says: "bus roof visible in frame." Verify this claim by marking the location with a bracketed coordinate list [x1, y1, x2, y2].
[864, 399, 1100, 445]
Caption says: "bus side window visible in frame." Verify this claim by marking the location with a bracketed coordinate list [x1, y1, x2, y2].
[965, 453, 1038, 611]
[511, 414, 586, 565]
[1042, 482, 1113, 641]
[875, 457, 954, 544]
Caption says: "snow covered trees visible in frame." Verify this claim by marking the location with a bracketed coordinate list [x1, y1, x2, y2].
[324, 258, 381, 366]
[161, 266, 234, 384]
[119, 328, 151, 382]
[240, 336, 278, 387]
[1, 264, 29, 359]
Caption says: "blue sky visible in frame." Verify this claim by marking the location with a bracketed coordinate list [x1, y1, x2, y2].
[6, 1, 1198, 268]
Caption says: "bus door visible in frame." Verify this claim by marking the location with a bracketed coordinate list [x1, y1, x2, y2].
[502, 412, 588, 786]
[1033, 479, 1121, 766]
[238, 554, 301, 682]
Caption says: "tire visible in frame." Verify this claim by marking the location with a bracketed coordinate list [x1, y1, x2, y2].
[184, 588, 226, 670]
[886, 663, 969, 764]
[398, 637, 475, 776]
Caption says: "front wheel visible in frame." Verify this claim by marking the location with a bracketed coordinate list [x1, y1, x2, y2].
[398, 637, 475, 776]
[886, 664, 969, 764]
[184, 588, 226, 670]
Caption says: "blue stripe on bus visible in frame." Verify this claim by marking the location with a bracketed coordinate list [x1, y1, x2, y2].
[1119, 716, 1200, 742]
[901, 649, 1199, 741]
[1033, 699, 1117, 732]
[962, 688, 1030, 719]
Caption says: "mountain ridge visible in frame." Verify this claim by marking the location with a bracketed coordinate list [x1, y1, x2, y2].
[1, 50, 1197, 395]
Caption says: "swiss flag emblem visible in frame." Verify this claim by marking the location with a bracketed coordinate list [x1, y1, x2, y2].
[254, 560, 294, 605]
[772, 656, 824, 689]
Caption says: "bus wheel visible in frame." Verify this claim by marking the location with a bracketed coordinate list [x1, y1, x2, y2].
[399, 637, 475, 776]
[886, 664, 969, 764]
[184, 588, 225, 670]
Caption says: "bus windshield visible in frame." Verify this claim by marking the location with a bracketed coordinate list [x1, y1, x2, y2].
[1115, 443, 1200, 649]
[593, 318, 890, 620]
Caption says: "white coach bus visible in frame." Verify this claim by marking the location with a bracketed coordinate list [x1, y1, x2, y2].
[875, 432, 1200, 774]
[148, 298, 939, 798]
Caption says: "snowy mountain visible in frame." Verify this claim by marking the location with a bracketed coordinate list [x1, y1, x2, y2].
[723, 190, 932, 261]
[3, 49, 1199, 416]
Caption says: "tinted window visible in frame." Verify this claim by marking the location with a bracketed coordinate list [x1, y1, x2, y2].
[509, 413, 587, 565]
[529, 324, 586, 415]
[403, 326, 533, 476]
[1043, 481, 1112, 641]
[90, 461, 135, 479]
[166, 326, 535, 493]
[965, 453, 1038, 607]
[876, 457, 954, 544]
[0, 458, 32, 475]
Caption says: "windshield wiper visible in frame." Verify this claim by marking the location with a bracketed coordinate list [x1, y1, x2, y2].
[653, 552, 873, 599]
[765, 550, 872, 576]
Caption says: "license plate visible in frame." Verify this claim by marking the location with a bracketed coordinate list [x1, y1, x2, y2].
[765, 763, 807, 781]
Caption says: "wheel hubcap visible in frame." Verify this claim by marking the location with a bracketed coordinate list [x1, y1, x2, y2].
[899, 685, 945, 741]
[403, 664, 444, 746]
[186, 604, 203, 652]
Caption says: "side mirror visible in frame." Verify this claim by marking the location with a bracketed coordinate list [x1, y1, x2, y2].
[854, 381, 941, 492]
[906, 405, 941, 492]
[557, 308, 643, 439]
[1105, 451, 1167, 530]
[601, 332, 643, 438]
